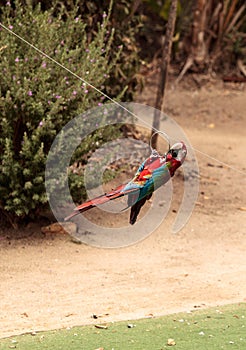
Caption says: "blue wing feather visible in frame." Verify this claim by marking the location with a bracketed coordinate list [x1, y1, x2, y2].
[123, 162, 171, 207]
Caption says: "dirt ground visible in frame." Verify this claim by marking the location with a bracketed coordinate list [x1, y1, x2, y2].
[0, 75, 246, 339]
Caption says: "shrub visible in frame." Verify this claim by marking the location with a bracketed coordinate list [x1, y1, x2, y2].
[26, 0, 143, 100]
[0, 0, 128, 225]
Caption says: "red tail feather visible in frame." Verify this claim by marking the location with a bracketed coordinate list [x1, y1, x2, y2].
[64, 184, 130, 221]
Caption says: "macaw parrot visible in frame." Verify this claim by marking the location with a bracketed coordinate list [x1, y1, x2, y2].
[65, 141, 187, 224]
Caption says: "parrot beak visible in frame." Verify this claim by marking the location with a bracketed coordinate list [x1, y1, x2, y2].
[168, 142, 187, 164]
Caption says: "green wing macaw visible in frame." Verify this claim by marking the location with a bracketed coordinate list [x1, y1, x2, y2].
[65, 142, 187, 224]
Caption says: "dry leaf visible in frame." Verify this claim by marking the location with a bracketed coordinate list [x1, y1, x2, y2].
[95, 324, 108, 329]
[41, 222, 77, 235]
[238, 207, 246, 211]
[0, 45, 7, 52]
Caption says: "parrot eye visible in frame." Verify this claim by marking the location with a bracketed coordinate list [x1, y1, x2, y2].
[170, 149, 178, 158]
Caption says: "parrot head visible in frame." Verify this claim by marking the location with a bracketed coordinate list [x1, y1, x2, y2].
[166, 141, 187, 164]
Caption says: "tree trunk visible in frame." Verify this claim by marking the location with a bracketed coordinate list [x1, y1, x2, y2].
[191, 0, 208, 64]
[176, 0, 208, 83]
[151, 0, 178, 149]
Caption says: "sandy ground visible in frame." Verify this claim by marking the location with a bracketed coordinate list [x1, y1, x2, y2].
[0, 76, 246, 339]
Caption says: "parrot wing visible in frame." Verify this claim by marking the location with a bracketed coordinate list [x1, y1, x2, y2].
[127, 162, 171, 223]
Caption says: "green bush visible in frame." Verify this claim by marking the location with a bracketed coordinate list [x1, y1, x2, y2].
[26, 0, 142, 100]
[0, 1, 129, 225]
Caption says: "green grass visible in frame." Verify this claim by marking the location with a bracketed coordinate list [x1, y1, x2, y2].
[0, 304, 245, 350]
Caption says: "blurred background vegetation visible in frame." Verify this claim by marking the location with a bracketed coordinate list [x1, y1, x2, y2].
[0, 0, 245, 226]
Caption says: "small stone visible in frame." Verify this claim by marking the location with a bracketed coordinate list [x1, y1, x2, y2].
[167, 338, 176, 346]
[127, 323, 135, 328]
